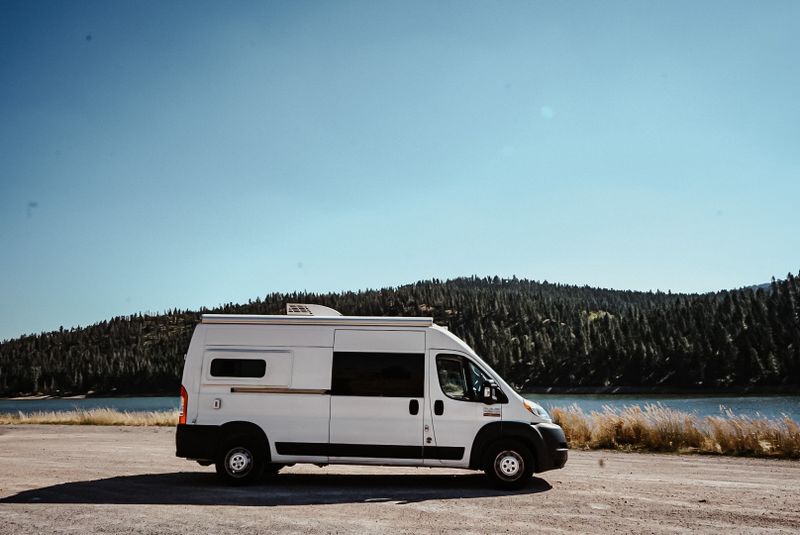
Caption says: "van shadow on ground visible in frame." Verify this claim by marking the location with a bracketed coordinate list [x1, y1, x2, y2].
[1, 471, 552, 506]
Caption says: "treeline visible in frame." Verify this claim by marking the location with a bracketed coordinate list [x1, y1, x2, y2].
[1, 273, 798, 396]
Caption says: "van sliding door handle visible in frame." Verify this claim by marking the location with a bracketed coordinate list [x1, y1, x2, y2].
[409, 399, 419, 415]
[434, 400, 444, 415]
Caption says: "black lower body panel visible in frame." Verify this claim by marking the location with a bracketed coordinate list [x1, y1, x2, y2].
[275, 442, 464, 460]
[533, 422, 569, 472]
[177, 426, 465, 462]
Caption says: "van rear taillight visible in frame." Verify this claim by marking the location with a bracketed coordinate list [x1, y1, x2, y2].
[179, 385, 188, 425]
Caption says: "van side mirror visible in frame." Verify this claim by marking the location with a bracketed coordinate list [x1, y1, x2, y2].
[481, 381, 498, 405]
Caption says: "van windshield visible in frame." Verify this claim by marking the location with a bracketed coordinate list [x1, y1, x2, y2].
[466, 359, 492, 398]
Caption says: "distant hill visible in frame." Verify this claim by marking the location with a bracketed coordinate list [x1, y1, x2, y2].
[1, 273, 798, 397]
[749, 282, 774, 292]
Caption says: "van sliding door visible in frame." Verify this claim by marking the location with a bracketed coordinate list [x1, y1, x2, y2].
[328, 330, 425, 464]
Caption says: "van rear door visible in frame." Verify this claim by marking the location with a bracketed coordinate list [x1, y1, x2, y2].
[328, 330, 425, 463]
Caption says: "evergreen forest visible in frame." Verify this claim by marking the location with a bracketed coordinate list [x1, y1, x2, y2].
[1, 273, 798, 397]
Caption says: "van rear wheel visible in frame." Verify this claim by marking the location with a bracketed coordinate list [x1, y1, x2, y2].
[215, 437, 265, 485]
[483, 439, 534, 490]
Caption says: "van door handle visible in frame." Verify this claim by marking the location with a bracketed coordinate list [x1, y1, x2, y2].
[409, 399, 419, 415]
[434, 400, 444, 415]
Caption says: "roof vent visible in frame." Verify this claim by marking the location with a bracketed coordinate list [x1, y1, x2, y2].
[286, 303, 343, 316]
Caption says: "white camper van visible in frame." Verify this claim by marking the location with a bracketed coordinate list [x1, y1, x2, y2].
[176, 304, 567, 489]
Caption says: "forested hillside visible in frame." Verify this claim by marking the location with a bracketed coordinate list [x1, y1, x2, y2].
[1, 274, 798, 396]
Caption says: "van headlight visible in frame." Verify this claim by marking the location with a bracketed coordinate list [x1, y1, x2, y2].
[523, 399, 550, 420]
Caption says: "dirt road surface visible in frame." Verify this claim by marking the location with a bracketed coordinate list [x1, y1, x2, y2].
[0, 425, 798, 534]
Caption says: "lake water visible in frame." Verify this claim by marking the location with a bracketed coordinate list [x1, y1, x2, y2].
[0, 397, 181, 414]
[1, 394, 798, 421]
[526, 394, 800, 421]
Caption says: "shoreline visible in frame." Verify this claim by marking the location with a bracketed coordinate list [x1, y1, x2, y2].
[3, 385, 800, 401]
[1, 392, 177, 401]
[1, 407, 797, 460]
[524, 385, 800, 396]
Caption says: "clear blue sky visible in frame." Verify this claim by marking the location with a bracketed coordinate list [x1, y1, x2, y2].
[1, 0, 798, 341]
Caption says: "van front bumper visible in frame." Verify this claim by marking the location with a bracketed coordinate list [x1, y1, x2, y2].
[532, 422, 569, 472]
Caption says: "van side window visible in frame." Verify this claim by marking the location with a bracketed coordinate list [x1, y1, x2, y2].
[436, 356, 470, 400]
[332, 352, 424, 397]
[436, 354, 506, 402]
[210, 358, 266, 378]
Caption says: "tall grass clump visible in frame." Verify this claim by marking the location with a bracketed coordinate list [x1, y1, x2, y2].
[706, 411, 800, 458]
[551, 404, 800, 459]
[0, 408, 178, 426]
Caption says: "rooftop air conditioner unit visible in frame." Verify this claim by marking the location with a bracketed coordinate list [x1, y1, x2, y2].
[286, 303, 343, 316]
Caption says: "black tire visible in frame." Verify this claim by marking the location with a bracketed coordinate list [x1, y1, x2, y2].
[483, 439, 535, 490]
[215, 436, 265, 485]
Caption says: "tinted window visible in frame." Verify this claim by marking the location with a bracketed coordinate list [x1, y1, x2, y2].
[437, 356, 470, 400]
[210, 358, 266, 378]
[332, 352, 424, 397]
[436, 354, 506, 402]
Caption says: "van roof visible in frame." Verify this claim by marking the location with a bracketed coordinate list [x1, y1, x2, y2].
[200, 314, 434, 328]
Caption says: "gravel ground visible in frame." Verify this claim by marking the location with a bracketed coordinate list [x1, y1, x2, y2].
[0, 425, 798, 534]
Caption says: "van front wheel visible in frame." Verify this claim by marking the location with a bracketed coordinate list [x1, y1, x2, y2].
[483, 440, 534, 490]
[215, 437, 265, 485]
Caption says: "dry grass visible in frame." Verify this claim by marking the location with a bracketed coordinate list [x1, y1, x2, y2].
[0, 408, 178, 426]
[3, 404, 799, 459]
[551, 404, 800, 459]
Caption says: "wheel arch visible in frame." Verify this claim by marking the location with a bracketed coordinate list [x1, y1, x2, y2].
[219, 420, 271, 462]
[468, 421, 545, 471]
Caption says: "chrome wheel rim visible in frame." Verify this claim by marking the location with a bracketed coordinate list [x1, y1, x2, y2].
[226, 447, 253, 477]
[494, 450, 524, 481]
